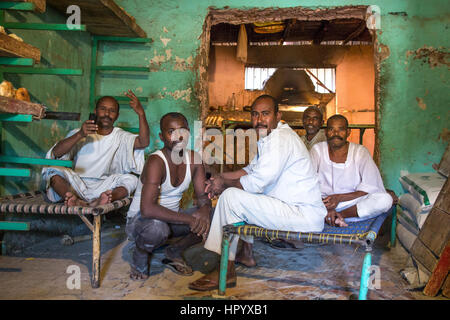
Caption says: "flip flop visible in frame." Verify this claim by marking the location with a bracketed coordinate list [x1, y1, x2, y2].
[269, 239, 303, 251]
[162, 258, 193, 276]
[188, 277, 236, 291]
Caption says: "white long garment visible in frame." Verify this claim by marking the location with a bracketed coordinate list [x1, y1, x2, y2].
[42, 127, 145, 202]
[127, 149, 192, 218]
[240, 122, 325, 215]
[310, 141, 392, 219]
[204, 122, 327, 260]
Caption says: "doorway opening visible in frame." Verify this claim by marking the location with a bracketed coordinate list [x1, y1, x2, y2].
[197, 5, 381, 171]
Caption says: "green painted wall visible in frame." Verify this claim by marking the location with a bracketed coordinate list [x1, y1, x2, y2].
[1, 0, 449, 197]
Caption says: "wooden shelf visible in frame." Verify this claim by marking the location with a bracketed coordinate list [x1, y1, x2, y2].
[47, 0, 147, 38]
[0, 33, 41, 63]
[0, 96, 46, 119]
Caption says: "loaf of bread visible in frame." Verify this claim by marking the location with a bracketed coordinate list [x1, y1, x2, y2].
[0, 80, 16, 98]
[15, 87, 31, 102]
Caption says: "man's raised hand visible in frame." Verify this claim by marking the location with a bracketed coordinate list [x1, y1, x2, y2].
[125, 89, 145, 116]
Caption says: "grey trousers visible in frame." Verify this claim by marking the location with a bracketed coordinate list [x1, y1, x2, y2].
[126, 208, 196, 274]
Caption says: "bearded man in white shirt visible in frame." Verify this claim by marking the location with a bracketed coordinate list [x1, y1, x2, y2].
[310, 114, 396, 227]
[42, 91, 149, 207]
[188, 95, 327, 291]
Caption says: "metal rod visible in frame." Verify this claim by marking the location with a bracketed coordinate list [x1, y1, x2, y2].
[3, 22, 86, 31]
[0, 67, 83, 75]
[358, 251, 372, 300]
[0, 156, 73, 168]
[218, 232, 231, 296]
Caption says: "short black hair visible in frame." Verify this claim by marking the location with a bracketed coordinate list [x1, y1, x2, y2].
[303, 106, 323, 122]
[95, 96, 120, 112]
[327, 114, 349, 129]
[160, 112, 189, 131]
[251, 95, 279, 113]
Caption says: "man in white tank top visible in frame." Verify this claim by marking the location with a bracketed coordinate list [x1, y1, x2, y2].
[126, 112, 212, 280]
[309, 114, 396, 227]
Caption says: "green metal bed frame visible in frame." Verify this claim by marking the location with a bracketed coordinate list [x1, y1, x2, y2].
[218, 206, 397, 300]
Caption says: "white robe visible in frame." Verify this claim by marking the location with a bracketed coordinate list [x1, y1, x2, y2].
[42, 127, 145, 202]
[310, 141, 392, 220]
[204, 122, 327, 260]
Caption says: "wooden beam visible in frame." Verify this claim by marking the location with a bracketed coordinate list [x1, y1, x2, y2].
[343, 21, 367, 44]
[279, 19, 296, 45]
[46, 0, 147, 38]
[24, 0, 45, 13]
[0, 33, 41, 63]
[423, 241, 450, 296]
[0, 96, 45, 119]
[313, 21, 329, 45]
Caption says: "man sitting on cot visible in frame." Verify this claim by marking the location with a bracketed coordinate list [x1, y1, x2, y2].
[125, 112, 212, 280]
[310, 114, 397, 227]
[188, 95, 327, 291]
[42, 91, 149, 207]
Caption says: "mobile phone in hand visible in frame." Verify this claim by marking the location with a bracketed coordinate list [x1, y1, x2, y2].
[88, 113, 97, 123]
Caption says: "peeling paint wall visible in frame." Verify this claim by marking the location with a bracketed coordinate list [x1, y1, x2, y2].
[1, 0, 449, 198]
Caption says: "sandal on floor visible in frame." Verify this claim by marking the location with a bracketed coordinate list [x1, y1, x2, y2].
[162, 258, 193, 276]
[269, 239, 303, 251]
[188, 276, 236, 291]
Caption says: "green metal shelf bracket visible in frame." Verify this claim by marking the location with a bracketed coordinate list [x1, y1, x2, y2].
[0, 2, 35, 11]
[89, 36, 152, 111]
[0, 156, 73, 168]
[0, 57, 34, 66]
[0, 114, 33, 122]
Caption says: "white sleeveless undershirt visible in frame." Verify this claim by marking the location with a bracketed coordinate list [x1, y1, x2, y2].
[127, 149, 191, 218]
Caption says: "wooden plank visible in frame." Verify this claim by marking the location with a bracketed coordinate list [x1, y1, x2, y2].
[0, 33, 41, 63]
[46, 0, 147, 38]
[343, 21, 367, 44]
[410, 237, 439, 273]
[423, 241, 450, 296]
[434, 144, 450, 178]
[433, 177, 450, 213]
[442, 274, 450, 298]
[0, 96, 45, 119]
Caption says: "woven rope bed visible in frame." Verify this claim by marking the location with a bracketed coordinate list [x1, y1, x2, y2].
[0, 190, 132, 288]
[218, 206, 397, 300]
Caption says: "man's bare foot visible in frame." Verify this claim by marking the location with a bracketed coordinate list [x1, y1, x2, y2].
[130, 266, 149, 280]
[64, 192, 88, 207]
[89, 190, 112, 207]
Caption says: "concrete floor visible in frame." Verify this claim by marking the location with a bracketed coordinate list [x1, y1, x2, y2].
[0, 224, 447, 300]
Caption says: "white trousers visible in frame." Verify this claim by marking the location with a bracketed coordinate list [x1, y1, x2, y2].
[204, 187, 325, 261]
[45, 167, 138, 202]
[336, 192, 393, 222]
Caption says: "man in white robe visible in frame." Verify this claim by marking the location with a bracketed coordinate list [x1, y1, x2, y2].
[300, 106, 327, 151]
[188, 95, 327, 291]
[41, 91, 149, 207]
[310, 114, 394, 227]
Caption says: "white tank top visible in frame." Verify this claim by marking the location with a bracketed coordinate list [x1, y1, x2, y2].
[127, 149, 192, 218]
